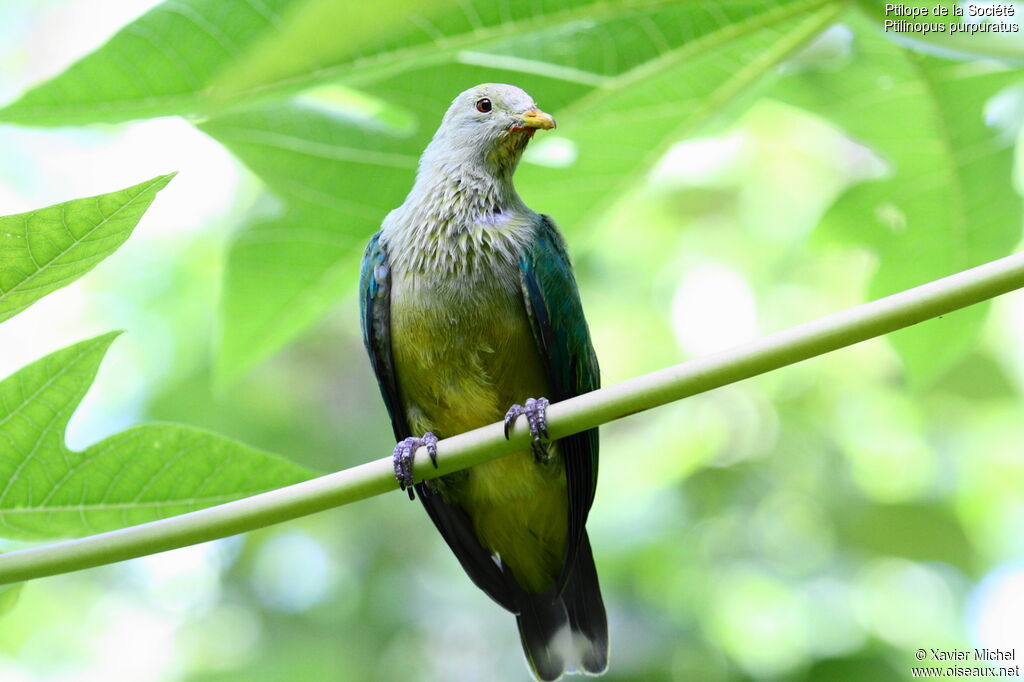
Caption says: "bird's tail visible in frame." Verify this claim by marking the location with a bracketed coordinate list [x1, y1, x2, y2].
[515, 532, 609, 680]
[516, 591, 569, 681]
[563, 533, 609, 675]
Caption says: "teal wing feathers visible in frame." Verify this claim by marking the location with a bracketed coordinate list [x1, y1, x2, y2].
[359, 232, 405, 440]
[518, 214, 601, 587]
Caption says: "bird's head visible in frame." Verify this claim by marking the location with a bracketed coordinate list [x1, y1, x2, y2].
[426, 84, 555, 174]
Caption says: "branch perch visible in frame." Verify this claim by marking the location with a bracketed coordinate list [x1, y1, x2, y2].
[3, 251, 1024, 585]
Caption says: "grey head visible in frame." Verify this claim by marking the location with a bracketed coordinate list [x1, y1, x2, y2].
[387, 84, 556, 271]
[421, 83, 556, 176]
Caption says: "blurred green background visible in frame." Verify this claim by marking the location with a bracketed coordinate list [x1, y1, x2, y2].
[1, 0, 1023, 680]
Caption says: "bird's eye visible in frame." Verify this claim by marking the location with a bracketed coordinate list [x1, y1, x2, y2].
[476, 98, 492, 113]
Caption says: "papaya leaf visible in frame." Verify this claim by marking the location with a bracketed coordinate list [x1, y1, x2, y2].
[0, 0, 298, 125]
[198, 97, 419, 385]
[0, 0, 706, 126]
[515, 0, 843, 233]
[0, 332, 314, 540]
[0, 175, 175, 324]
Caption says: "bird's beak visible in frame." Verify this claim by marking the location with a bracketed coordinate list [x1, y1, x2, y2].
[520, 108, 556, 130]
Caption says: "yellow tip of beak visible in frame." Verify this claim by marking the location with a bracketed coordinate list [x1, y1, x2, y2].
[520, 108, 556, 130]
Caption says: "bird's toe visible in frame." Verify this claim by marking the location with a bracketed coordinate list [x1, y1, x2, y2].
[424, 431, 439, 468]
[391, 433, 440, 500]
[506, 397, 552, 462]
[392, 437, 417, 500]
[525, 397, 550, 440]
[503, 404, 525, 440]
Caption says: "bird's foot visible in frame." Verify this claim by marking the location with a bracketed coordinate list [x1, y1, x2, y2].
[503, 397, 550, 463]
[392, 432, 438, 500]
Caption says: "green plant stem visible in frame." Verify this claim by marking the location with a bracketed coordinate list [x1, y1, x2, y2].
[3, 251, 1024, 584]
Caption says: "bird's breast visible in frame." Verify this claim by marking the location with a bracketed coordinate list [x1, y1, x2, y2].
[389, 256, 545, 435]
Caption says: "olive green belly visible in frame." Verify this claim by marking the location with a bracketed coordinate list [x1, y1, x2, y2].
[390, 276, 567, 592]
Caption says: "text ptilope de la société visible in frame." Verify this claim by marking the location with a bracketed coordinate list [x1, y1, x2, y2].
[884, 3, 1019, 33]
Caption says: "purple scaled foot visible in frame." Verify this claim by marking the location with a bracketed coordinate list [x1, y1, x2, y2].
[503, 397, 550, 462]
[392, 432, 438, 500]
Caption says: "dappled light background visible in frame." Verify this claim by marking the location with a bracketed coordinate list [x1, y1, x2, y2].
[1, 1, 1024, 681]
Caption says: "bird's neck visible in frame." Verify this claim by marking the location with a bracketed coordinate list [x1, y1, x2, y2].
[407, 128, 531, 220]
[422, 163, 517, 215]
[384, 154, 532, 280]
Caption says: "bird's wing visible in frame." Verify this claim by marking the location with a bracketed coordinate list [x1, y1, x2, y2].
[359, 232, 407, 440]
[359, 231, 519, 612]
[519, 214, 601, 590]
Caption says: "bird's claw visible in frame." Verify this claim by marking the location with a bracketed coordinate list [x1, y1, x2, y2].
[392, 432, 439, 500]
[503, 397, 550, 462]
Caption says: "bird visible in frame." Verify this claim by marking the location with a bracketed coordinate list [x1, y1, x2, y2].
[359, 83, 607, 680]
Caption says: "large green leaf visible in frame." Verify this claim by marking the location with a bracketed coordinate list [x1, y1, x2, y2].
[0, 0, 297, 125]
[0, 175, 174, 323]
[202, 0, 841, 383]
[0, 333, 313, 540]
[0, 0, 741, 126]
[0, 0, 844, 129]
[516, 0, 843, 230]
[198, 96, 421, 385]
[772, 17, 1023, 384]
[213, 208, 364, 387]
